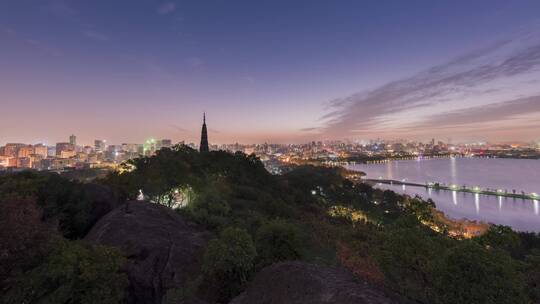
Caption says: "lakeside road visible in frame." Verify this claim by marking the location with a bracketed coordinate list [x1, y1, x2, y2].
[347, 158, 540, 232]
[364, 178, 539, 201]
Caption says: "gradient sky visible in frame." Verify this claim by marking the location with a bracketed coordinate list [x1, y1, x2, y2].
[1, 0, 540, 145]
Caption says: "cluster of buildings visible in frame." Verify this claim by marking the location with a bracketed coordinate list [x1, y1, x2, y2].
[2, 114, 539, 173]
[0, 135, 174, 171]
[215, 139, 540, 173]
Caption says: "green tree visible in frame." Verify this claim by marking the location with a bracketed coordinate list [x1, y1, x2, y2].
[3, 239, 128, 304]
[522, 249, 540, 303]
[188, 182, 231, 229]
[431, 241, 527, 304]
[202, 227, 257, 301]
[377, 226, 443, 302]
[0, 172, 119, 239]
[255, 219, 305, 267]
[475, 225, 522, 257]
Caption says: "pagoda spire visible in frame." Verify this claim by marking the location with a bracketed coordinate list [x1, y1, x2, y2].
[200, 112, 209, 152]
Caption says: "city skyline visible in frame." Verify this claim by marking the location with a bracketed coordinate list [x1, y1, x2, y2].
[2, 1, 540, 144]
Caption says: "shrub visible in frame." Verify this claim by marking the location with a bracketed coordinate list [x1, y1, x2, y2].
[0, 197, 52, 289]
[431, 241, 527, 304]
[202, 227, 257, 301]
[3, 240, 128, 304]
[255, 219, 305, 266]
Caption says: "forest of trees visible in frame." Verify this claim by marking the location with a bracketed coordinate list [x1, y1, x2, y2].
[1, 145, 540, 303]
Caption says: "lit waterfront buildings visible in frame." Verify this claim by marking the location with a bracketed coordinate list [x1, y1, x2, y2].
[0, 133, 538, 173]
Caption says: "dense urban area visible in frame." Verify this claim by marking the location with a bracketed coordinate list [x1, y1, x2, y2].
[1, 135, 539, 174]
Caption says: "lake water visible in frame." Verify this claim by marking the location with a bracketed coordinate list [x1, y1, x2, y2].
[347, 158, 540, 232]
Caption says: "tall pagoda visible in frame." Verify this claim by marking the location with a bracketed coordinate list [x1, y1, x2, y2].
[199, 113, 209, 153]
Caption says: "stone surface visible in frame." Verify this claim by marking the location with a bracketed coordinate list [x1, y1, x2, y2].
[85, 201, 209, 304]
[230, 261, 402, 304]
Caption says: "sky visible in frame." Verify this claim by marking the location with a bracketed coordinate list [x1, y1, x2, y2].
[1, 0, 540, 145]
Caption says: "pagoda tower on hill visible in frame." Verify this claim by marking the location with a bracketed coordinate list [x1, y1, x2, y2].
[199, 113, 209, 153]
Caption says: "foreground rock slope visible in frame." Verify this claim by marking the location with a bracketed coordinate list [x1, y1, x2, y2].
[230, 261, 401, 304]
[85, 201, 209, 304]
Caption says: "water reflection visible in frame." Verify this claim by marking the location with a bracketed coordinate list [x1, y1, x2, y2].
[475, 193, 480, 214]
[387, 161, 393, 180]
[450, 157, 457, 184]
[350, 158, 540, 232]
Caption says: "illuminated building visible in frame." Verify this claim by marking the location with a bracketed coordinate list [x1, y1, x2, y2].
[200, 113, 209, 153]
[157, 139, 172, 150]
[34, 144, 48, 158]
[0, 156, 11, 167]
[17, 145, 34, 158]
[3, 143, 26, 157]
[52, 158, 76, 170]
[143, 139, 157, 156]
[76, 152, 88, 162]
[83, 146, 93, 154]
[121, 143, 139, 153]
[29, 154, 44, 167]
[17, 157, 32, 168]
[56, 142, 75, 157]
[60, 150, 76, 158]
[94, 139, 106, 152]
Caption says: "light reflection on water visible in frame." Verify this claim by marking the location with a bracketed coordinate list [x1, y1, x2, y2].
[348, 158, 540, 232]
[475, 193, 480, 214]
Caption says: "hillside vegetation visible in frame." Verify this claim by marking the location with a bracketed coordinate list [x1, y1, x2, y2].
[1, 145, 540, 303]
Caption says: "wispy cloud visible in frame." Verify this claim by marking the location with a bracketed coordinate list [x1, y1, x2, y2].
[45, 0, 78, 18]
[157, 2, 177, 15]
[1, 27, 16, 35]
[185, 56, 204, 67]
[22, 38, 64, 57]
[320, 27, 540, 140]
[170, 125, 188, 132]
[83, 30, 109, 42]
[299, 127, 318, 132]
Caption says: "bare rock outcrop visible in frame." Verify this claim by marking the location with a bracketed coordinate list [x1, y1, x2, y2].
[230, 262, 402, 304]
[85, 201, 209, 304]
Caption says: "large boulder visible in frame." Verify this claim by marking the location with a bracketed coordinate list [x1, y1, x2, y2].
[230, 262, 401, 304]
[85, 201, 209, 304]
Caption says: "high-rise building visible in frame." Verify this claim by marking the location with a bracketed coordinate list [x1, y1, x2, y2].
[143, 139, 157, 156]
[94, 140, 106, 152]
[56, 142, 75, 157]
[69, 134, 77, 146]
[200, 113, 209, 153]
